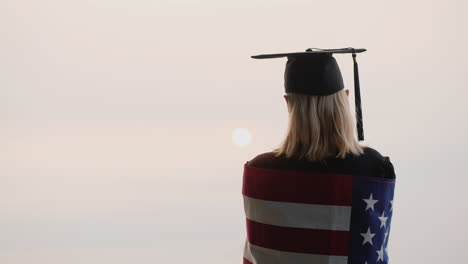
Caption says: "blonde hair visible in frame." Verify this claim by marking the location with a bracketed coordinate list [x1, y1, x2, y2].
[272, 89, 366, 161]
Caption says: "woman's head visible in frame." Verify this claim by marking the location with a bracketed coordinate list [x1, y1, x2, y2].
[272, 89, 366, 161]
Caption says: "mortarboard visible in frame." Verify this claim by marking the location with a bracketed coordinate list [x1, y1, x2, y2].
[251, 47, 366, 141]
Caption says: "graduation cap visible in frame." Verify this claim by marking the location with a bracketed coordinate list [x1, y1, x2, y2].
[251, 47, 366, 141]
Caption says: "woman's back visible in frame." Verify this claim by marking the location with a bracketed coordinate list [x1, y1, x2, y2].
[241, 146, 396, 264]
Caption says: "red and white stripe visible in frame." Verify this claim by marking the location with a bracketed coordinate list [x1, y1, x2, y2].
[242, 164, 354, 264]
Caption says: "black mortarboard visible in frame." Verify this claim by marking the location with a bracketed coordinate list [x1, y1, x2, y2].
[251, 47, 366, 141]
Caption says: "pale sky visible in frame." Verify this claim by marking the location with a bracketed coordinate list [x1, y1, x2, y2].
[1, 0, 468, 263]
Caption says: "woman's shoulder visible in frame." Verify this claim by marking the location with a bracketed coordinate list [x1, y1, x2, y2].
[245, 151, 278, 168]
[245, 146, 396, 179]
[246, 146, 386, 164]
[354, 146, 386, 162]
[353, 146, 396, 179]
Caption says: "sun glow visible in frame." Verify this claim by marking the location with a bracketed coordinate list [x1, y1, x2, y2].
[232, 128, 252, 147]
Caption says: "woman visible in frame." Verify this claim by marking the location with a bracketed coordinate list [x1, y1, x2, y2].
[242, 48, 396, 264]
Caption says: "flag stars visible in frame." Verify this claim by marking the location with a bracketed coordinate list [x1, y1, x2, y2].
[360, 227, 376, 245]
[376, 244, 384, 262]
[355, 188, 394, 262]
[384, 230, 389, 243]
[378, 211, 388, 228]
[362, 193, 379, 211]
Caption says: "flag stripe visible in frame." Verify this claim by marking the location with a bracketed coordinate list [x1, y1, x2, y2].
[242, 257, 253, 264]
[243, 194, 351, 231]
[242, 164, 353, 205]
[246, 218, 349, 256]
[243, 258, 253, 264]
[243, 239, 348, 264]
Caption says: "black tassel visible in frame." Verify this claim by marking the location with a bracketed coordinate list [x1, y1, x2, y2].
[352, 52, 364, 141]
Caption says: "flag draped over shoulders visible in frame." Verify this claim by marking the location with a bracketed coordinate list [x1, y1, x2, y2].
[241, 149, 396, 264]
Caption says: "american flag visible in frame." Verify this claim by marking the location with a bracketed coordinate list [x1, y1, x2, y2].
[242, 164, 396, 264]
